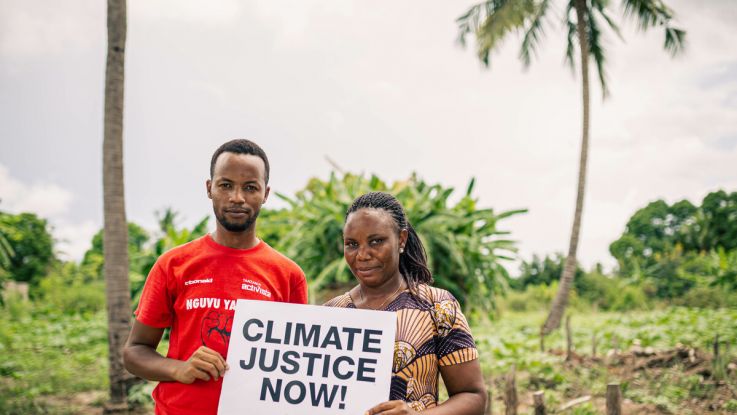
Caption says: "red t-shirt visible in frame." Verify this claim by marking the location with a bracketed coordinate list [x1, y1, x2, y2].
[134, 234, 308, 415]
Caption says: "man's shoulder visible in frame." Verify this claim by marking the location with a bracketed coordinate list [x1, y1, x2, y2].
[258, 242, 304, 275]
[154, 236, 208, 266]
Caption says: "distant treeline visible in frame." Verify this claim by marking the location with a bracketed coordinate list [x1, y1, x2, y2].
[508, 190, 737, 312]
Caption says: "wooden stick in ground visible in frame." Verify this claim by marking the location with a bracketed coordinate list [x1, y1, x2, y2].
[486, 383, 493, 415]
[714, 334, 720, 358]
[540, 328, 545, 352]
[565, 315, 572, 361]
[504, 366, 518, 415]
[533, 391, 546, 415]
[592, 332, 597, 357]
[606, 383, 622, 415]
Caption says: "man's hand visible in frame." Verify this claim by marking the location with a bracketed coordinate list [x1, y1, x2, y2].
[172, 346, 229, 384]
[365, 400, 419, 415]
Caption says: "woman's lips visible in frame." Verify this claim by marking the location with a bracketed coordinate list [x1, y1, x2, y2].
[356, 266, 380, 276]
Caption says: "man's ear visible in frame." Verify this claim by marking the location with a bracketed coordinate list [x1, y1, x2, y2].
[206, 179, 213, 199]
[262, 186, 270, 204]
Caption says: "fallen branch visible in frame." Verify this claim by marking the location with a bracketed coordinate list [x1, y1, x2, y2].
[558, 395, 591, 412]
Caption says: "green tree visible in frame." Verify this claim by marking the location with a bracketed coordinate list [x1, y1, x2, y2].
[0, 211, 56, 287]
[133, 209, 209, 302]
[261, 172, 525, 316]
[609, 199, 697, 275]
[102, 0, 131, 410]
[0, 227, 12, 272]
[81, 222, 150, 278]
[610, 190, 737, 276]
[513, 253, 584, 289]
[698, 190, 737, 252]
[456, 0, 685, 334]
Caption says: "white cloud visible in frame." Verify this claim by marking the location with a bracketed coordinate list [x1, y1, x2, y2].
[53, 220, 98, 261]
[0, 164, 96, 261]
[0, 165, 73, 217]
[2, 0, 736, 271]
[0, 0, 102, 59]
[130, 0, 243, 24]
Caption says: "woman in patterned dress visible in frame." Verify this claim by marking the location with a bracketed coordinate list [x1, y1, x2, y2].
[324, 192, 486, 415]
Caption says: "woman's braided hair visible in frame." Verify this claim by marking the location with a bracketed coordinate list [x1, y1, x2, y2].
[345, 192, 433, 290]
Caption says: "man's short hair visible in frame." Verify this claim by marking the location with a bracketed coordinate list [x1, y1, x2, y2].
[210, 139, 270, 184]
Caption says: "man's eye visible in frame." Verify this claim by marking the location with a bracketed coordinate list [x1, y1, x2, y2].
[245, 185, 257, 191]
[220, 183, 231, 189]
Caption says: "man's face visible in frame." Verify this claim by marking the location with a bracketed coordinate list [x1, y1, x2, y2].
[206, 152, 270, 233]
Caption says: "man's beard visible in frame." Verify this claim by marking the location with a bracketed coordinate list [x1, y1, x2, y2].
[215, 208, 260, 233]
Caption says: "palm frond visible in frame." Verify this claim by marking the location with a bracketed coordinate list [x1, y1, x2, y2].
[621, 0, 686, 55]
[457, 0, 540, 67]
[587, 10, 610, 97]
[664, 26, 685, 56]
[563, 1, 577, 73]
[591, 0, 623, 40]
[520, 0, 551, 67]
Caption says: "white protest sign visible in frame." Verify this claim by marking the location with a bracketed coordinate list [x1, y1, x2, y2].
[218, 300, 396, 415]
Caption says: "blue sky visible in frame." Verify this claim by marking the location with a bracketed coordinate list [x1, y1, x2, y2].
[1, 0, 736, 272]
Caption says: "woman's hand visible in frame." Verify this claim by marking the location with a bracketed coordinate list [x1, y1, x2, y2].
[365, 400, 419, 415]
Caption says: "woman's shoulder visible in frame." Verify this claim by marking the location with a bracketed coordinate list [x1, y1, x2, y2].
[323, 292, 353, 308]
[416, 284, 458, 304]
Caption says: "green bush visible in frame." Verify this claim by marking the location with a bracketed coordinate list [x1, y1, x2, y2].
[500, 282, 582, 313]
[37, 263, 105, 315]
[261, 172, 525, 316]
[673, 285, 737, 309]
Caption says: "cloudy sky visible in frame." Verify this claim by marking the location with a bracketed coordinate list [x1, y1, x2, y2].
[1, 0, 736, 272]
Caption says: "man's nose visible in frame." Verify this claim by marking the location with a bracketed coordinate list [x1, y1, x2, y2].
[230, 188, 246, 203]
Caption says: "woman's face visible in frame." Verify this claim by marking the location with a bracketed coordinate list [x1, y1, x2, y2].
[343, 208, 408, 289]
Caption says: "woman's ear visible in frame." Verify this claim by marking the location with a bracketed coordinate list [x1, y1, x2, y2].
[399, 228, 409, 251]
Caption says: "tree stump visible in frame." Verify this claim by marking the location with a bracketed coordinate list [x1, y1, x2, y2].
[606, 383, 622, 415]
[533, 390, 546, 415]
[504, 366, 518, 415]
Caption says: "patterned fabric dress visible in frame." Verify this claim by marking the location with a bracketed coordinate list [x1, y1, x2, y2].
[324, 284, 478, 411]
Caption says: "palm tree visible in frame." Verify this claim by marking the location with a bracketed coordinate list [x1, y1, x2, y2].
[102, 0, 131, 411]
[457, 0, 685, 334]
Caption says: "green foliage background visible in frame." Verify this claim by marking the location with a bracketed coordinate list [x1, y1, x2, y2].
[259, 172, 525, 315]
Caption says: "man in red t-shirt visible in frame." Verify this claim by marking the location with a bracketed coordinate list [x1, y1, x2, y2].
[123, 139, 308, 415]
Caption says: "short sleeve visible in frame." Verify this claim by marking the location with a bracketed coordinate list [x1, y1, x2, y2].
[432, 295, 478, 366]
[134, 262, 174, 328]
[289, 269, 308, 305]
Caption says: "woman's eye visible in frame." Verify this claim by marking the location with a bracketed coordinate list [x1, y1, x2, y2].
[369, 239, 383, 246]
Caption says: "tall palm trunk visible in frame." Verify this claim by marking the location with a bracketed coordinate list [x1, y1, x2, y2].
[542, 0, 590, 335]
[103, 0, 131, 411]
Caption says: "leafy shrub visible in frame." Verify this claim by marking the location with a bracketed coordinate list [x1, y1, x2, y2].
[37, 263, 105, 314]
[261, 172, 525, 316]
[500, 282, 584, 313]
[673, 285, 737, 309]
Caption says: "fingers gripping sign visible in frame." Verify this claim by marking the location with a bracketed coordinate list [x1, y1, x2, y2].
[365, 400, 419, 415]
[174, 346, 230, 384]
